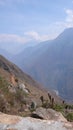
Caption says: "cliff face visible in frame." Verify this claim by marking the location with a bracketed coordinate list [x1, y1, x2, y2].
[0, 111, 72, 130]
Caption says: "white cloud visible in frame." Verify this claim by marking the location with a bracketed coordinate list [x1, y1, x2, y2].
[24, 31, 56, 41]
[0, 34, 30, 44]
[0, 9, 73, 44]
[65, 9, 73, 22]
[24, 31, 40, 41]
[63, 9, 73, 28]
[0, 32, 57, 46]
[24, 9, 73, 42]
[54, 9, 73, 32]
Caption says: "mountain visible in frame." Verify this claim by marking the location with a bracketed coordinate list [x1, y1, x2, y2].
[0, 48, 13, 60]
[0, 40, 38, 55]
[12, 40, 52, 73]
[0, 55, 73, 125]
[0, 55, 50, 116]
[13, 28, 73, 102]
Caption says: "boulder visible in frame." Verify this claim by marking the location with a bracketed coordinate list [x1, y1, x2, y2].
[18, 83, 29, 93]
[0, 112, 72, 130]
[32, 107, 67, 121]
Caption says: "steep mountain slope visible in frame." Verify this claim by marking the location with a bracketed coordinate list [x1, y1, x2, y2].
[0, 55, 50, 116]
[0, 53, 73, 125]
[13, 28, 73, 101]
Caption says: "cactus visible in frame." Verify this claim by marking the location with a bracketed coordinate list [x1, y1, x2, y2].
[40, 96, 44, 104]
[48, 93, 51, 103]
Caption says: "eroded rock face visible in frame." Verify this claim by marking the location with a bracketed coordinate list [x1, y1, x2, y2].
[0, 112, 72, 130]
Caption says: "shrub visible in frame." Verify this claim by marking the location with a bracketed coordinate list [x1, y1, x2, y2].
[40, 96, 44, 104]
[15, 78, 18, 83]
[42, 100, 49, 108]
[29, 101, 37, 112]
[0, 76, 9, 94]
[66, 113, 73, 122]
[0, 96, 6, 112]
[53, 104, 64, 112]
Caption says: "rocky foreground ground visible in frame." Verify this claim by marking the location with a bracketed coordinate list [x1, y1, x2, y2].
[0, 108, 73, 130]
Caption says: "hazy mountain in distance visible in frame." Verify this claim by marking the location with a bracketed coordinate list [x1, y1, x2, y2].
[12, 40, 52, 70]
[0, 40, 39, 62]
[0, 48, 13, 60]
[0, 40, 38, 55]
[13, 27, 73, 102]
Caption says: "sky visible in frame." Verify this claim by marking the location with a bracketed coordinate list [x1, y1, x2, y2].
[0, 0, 73, 52]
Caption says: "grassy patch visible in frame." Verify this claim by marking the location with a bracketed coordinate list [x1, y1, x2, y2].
[0, 75, 9, 94]
[53, 104, 64, 112]
[66, 113, 73, 122]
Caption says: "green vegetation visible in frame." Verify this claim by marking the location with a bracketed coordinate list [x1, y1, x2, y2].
[0, 96, 6, 112]
[14, 88, 28, 103]
[42, 100, 49, 108]
[0, 75, 29, 115]
[66, 113, 73, 122]
[0, 75, 9, 94]
[53, 104, 64, 112]
[0, 75, 73, 122]
[40, 94, 73, 122]
[29, 101, 37, 112]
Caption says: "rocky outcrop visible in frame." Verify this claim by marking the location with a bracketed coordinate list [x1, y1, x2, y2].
[17, 83, 29, 93]
[0, 111, 73, 130]
[31, 107, 66, 121]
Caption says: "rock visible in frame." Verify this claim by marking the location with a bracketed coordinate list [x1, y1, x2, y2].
[0, 112, 22, 125]
[0, 124, 7, 130]
[32, 107, 67, 121]
[0, 112, 72, 130]
[8, 117, 68, 130]
[18, 83, 29, 93]
[8, 84, 16, 93]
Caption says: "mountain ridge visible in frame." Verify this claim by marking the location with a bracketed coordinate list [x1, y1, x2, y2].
[11, 27, 73, 102]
